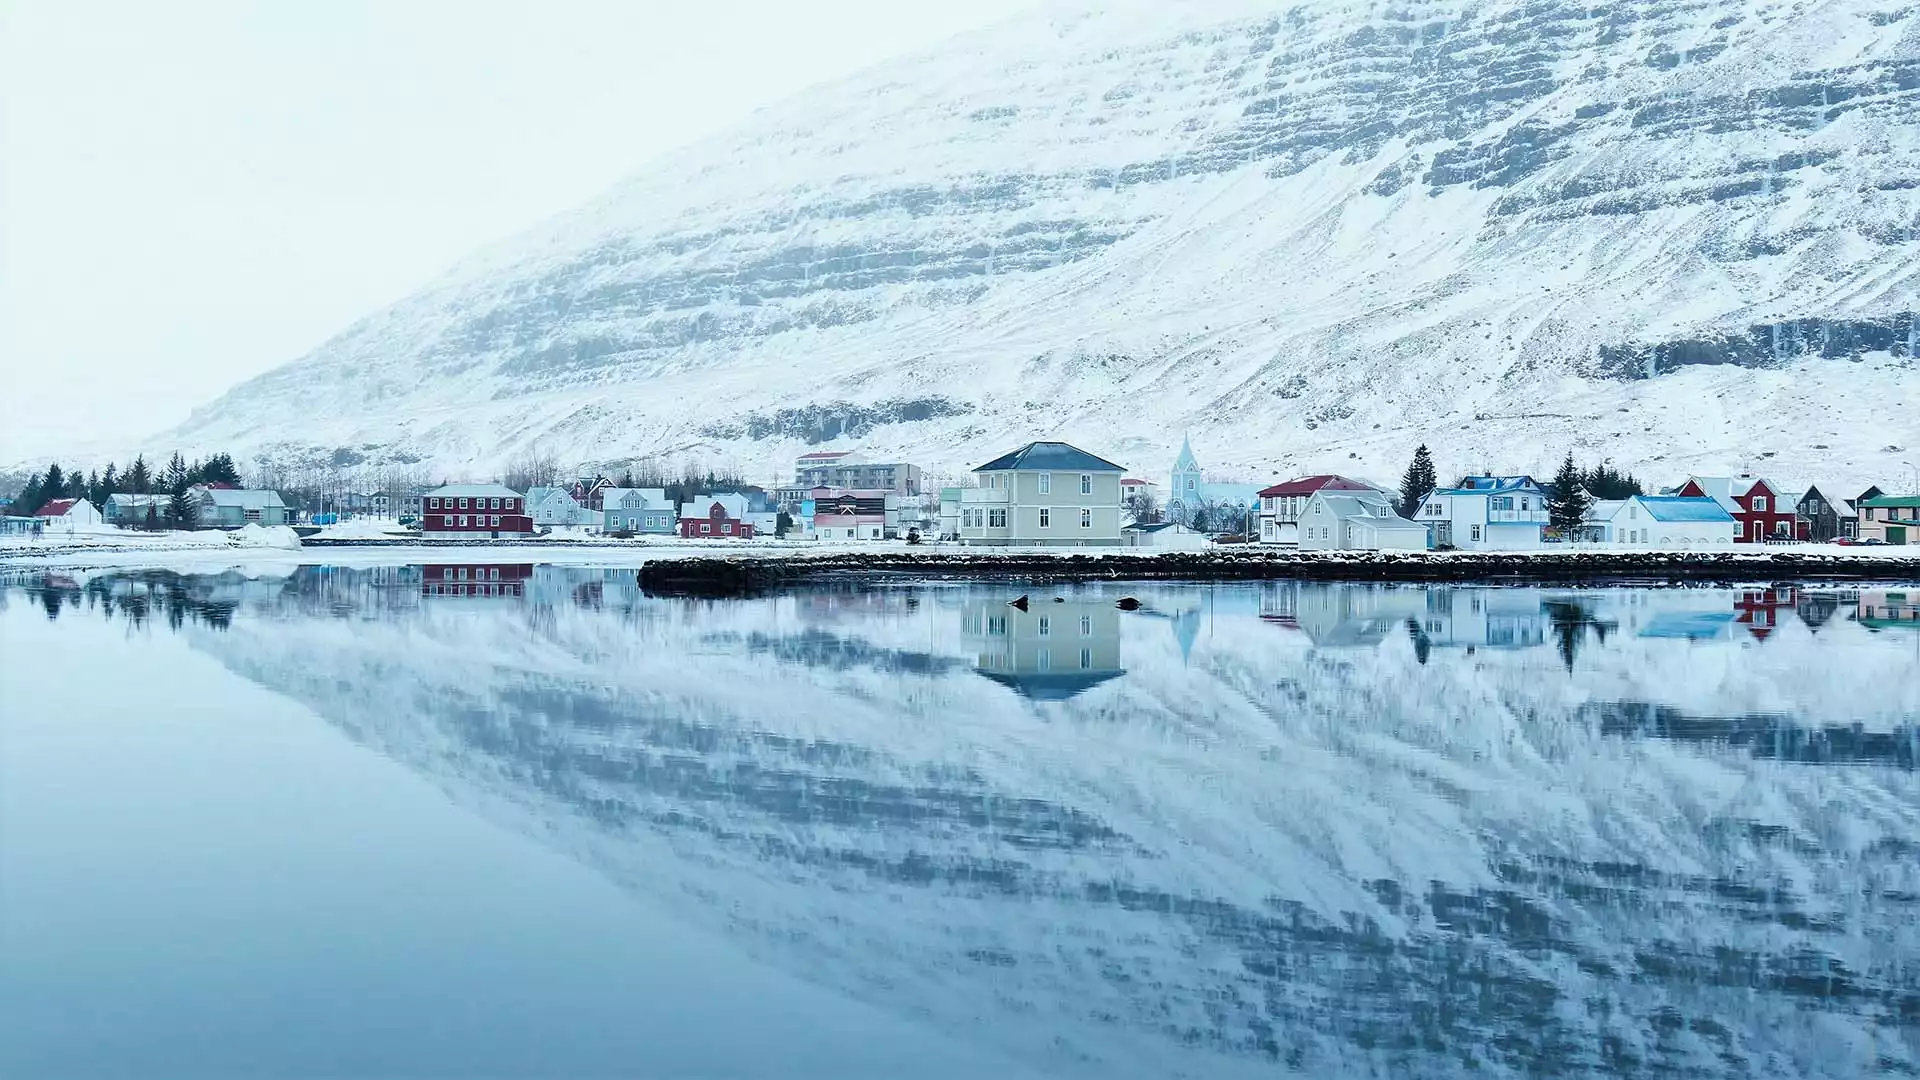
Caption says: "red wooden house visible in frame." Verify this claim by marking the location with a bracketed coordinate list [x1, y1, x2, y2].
[421, 563, 533, 598]
[422, 483, 534, 537]
[1674, 476, 1805, 543]
[678, 495, 754, 539]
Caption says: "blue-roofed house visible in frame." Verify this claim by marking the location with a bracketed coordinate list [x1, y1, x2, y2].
[1604, 495, 1736, 546]
[960, 441, 1125, 546]
[1412, 475, 1550, 549]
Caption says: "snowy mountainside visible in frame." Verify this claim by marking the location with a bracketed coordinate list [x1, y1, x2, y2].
[178, 572, 1920, 1078]
[168, 0, 1918, 486]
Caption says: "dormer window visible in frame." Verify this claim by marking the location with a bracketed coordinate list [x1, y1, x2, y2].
[1752, 496, 1767, 512]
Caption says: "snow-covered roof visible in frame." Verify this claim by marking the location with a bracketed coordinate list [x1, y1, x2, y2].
[601, 487, 669, 510]
[524, 485, 577, 504]
[199, 487, 288, 509]
[681, 493, 749, 519]
[973, 441, 1123, 473]
[1635, 496, 1734, 523]
[105, 493, 170, 508]
[1314, 491, 1424, 528]
[427, 483, 520, 499]
[35, 498, 85, 517]
[1585, 499, 1627, 522]
[1435, 477, 1541, 496]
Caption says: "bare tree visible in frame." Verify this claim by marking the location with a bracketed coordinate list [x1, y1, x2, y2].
[502, 447, 561, 494]
[1124, 488, 1163, 524]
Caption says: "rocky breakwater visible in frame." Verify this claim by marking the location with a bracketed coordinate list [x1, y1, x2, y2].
[637, 548, 1920, 596]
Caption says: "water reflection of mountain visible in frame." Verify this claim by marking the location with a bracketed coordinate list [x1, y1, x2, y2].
[16, 569, 1920, 1078]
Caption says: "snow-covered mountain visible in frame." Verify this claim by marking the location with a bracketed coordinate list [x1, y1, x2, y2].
[170, 0, 1917, 486]
[129, 569, 1920, 1078]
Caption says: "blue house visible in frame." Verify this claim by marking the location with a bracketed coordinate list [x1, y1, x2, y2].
[1414, 475, 1551, 550]
[600, 488, 675, 534]
[1166, 435, 1263, 531]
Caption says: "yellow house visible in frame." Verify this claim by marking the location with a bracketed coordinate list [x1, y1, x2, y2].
[1857, 495, 1920, 545]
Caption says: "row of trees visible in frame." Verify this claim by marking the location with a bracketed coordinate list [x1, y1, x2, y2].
[13, 452, 241, 522]
[1395, 444, 1644, 529]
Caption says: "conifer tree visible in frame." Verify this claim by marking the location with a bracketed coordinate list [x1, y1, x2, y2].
[1548, 452, 1591, 533]
[1397, 445, 1437, 519]
[101, 462, 119, 499]
[85, 470, 103, 507]
[127, 455, 152, 494]
[168, 485, 195, 529]
[165, 452, 189, 493]
[17, 471, 44, 516]
[41, 464, 65, 507]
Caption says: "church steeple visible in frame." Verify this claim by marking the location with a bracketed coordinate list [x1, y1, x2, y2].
[1169, 433, 1204, 522]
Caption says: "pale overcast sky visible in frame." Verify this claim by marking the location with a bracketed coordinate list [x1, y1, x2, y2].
[0, 0, 1035, 463]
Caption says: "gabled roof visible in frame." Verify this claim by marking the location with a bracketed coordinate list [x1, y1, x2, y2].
[1257, 474, 1375, 498]
[1119, 477, 1154, 487]
[601, 487, 669, 510]
[1312, 491, 1426, 529]
[797, 450, 857, 462]
[1680, 475, 1777, 513]
[976, 670, 1123, 701]
[1862, 494, 1920, 509]
[1434, 477, 1543, 497]
[428, 483, 521, 499]
[199, 487, 288, 509]
[34, 498, 81, 517]
[1585, 499, 1627, 523]
[681, 493, 749, 519]
[973, 441, 1124, 473]
[1124, 521, 1177, 533]
[1635, 496, 1735, 523]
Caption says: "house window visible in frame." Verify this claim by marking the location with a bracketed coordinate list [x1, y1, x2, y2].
[489, 515, 500, 527]
[1470, 525, 1482, 541]
[701, 523, 711, 534]
[443, 567, 455, 580]
[459, 498, 469, 509]
[1080, 474, 1091, 495]
[1038, 617, 1050, 636]
[443, 515, 454, 526]
[1080, 647, 1093, 669]
[1080, 508, 1092, 528]
[429, 497, 440, 509]
[1080, 615, 1092, 636]
[989, 508, 1006, 528]
[722, 523, 733, 534]
[1519, 497, 1530, 510]
[457, 568, 468, 581]
[1037, 648, 1051, 671]
[489, 568, 500, 580]
[1038, 473, 1051, 494]
[1039, 508, 1050, 528]
[1752, 496, 1767, 512]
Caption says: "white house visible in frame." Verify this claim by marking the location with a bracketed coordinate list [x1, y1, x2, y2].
[103, 492, 171, 525]
[524, 485, 595, 528]
[1605, 496, 1736, 546]
[1256, 474, 1380, 545]
[1414, 476, 1550, 549]
[1121, 521, 1210, 550]
[959, 441, 1125, 547]
[1298, 490, 1428, 551]
[33, 497, 103, 531]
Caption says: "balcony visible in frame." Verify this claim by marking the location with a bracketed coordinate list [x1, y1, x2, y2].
[960, 487, 1009, 504]
[1487, 509, 1549, 523]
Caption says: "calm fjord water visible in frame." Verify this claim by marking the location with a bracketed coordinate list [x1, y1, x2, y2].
[1, 566, 1916, 1079]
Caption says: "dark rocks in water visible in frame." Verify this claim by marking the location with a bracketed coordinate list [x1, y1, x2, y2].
[1116, 597, 1143, 611]
[1010, 594, 1030, 610]
[1052, 597, 1066, 603]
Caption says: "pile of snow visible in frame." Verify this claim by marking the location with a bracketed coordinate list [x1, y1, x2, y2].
[309, 517, 414, 540]
[228, 524, 302, 550]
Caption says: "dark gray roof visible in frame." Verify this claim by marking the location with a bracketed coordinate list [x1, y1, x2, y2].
[976, 670, 1124, 701]
[972, 441, 1124, 473]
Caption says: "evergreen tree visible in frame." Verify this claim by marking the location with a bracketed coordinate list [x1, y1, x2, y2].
[164, 452, 189, 494]
[127, 454, 152, 494]
[1397, 445, 1438, 519]
[168, 485, 195, 529]
[85, 469, 103, 507]
[775, 510, 793, 538]
[144, 504, 159, 531]
[101, 462, 119, 499]
[17, 471, 44, 515]
[1548, 452, 1591, 533]
[41, 464, 66, 507]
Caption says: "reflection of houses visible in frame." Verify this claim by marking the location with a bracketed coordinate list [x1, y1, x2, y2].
[1857, 589, 1919, 630]
[961, 599, 1123, 699]
[420, 564, 532, 598]
[1410, 588, 1551, 649]
[1734, 586, 1798, 640]
[1258, 583, 1426, 646]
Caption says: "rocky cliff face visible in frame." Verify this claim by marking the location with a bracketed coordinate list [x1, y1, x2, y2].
[171, 0, 1918, 484]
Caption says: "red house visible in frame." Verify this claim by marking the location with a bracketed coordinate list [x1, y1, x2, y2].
[422, 483, 534, 537]
[420, 563, 533, 598]
[678, 495, 755, 539]
[1674, 476, 1805, 543]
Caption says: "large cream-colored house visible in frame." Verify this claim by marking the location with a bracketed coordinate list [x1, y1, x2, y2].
[958, 441, 1125, 547]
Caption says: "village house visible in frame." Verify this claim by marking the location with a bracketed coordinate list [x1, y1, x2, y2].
[568, 475, 617, 513]
[810, 488, 892, 541]
[599, 488, 675, 534]
[192, 487, 291, 528]
[422, 483, 533, 537]
[1256, 474, 1376, 545]
[1604, 495, 1736, 546]
[1796, 486, 1850, 543]
[938, 487, 964, 539]
[961, 598, 1123, 700]
[1413, 476, 1550, 549]
[1297, 489, 1428, 551]
[524, 485, 595, 528]
[421, 563, 534, 599]
[103, 492, 171, 525]
[959, 441, 1125, 547]
[1856, 494, 1920, 545]
[33, 497, 103, 530]
[1673, 475, 1803, 542]
[793, 451, 925, 496]
[678, 494, 755, 539]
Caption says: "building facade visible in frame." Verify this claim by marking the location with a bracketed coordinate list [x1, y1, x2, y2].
[1796, 486, 1848, 542]
[809, 488, 892, 540]
[1857, 494, 1920, 544]
[1674, 476, 1803, 542]
[958, 441, 1124, 547]
[1414, 476, 1550, 549]
[1297, 490, 1428, 551]
[103, 493, 171, 525]
[1166, 435, 1261, 531]
[422, 483, 533, 537]
[193, 487, 291, 528]
[525, 486, 595, 528]
[1257, 475, 1377, 545]
[600, 488, 676, 534]
[1605, 496, 1736, 545]
[678, 494, 755, 539]
[793, 452, 924, 496]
